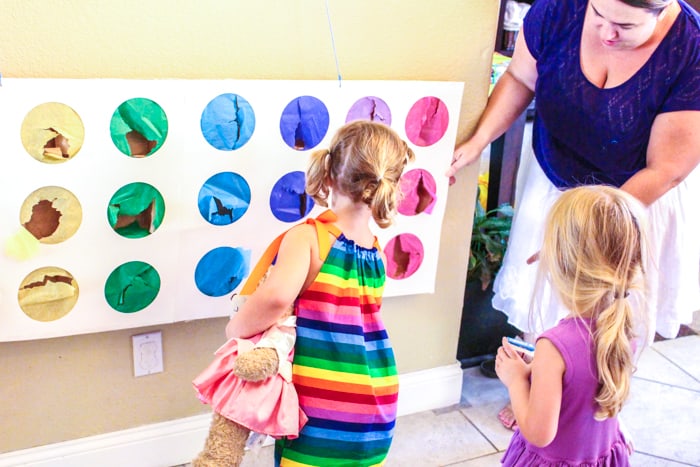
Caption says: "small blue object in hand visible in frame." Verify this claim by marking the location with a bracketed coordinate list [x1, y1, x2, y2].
[506, 337, 535, 356]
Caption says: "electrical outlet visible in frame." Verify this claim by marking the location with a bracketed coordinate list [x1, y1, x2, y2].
[132, 331, 163, 377]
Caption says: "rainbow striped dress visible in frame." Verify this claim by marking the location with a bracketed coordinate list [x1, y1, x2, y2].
[275, 229, 399, 467]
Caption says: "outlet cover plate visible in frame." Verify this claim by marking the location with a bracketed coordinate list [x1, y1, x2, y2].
[132, 331, 164, 377]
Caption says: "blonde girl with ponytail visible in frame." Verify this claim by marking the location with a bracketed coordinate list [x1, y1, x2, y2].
[271, 120, 414, 466]
[495, 185, 646, 466]
[195, 120, 413, 467]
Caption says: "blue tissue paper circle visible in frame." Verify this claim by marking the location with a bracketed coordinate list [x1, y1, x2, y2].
[194, 246, 248, 297]
[201, 93, 256, 151]
[269, 171, 314, 222]
[279, 96, 329, 151]
[198, 172, 251, 226]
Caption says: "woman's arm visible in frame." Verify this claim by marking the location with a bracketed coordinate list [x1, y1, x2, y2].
[446, 31, 538, 177]
[225, 224, 318, 339]
[621, 110, 700, 206]
[496, 337, 565, 447]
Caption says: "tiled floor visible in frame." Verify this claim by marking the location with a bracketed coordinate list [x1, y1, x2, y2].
[201, 333, 700, 467]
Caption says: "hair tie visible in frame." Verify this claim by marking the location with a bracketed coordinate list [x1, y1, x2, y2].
[613, 291, 630, 300]
[323, 149, 332, 171]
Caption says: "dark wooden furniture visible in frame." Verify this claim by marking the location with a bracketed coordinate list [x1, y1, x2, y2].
[486, 1, 534, 211]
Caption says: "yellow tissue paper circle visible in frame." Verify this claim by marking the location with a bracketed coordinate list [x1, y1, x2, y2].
[20, 102, 85, 164]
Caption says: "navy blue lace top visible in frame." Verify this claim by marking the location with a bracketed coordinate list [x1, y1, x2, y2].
[524, 0, 700, 188]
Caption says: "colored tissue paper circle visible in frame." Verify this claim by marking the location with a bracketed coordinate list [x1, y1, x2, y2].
[279, 96, 329, 151]
[397, 169, 437, 216]
[404, 96, 449, 147]
[110, 97, 168, 158]
[384, 233, 424, 280]
[270, 171, 315, 222]
[20, 186, 82, 244]
[17, 266, 79, 322]
[20, 102, 85, 164]
[195, 246, 250, 297]
[107, 182, 166, 239]
[200, 93, 256, 150]
[345, 96, 392, 126]
[198, 172, 251, 226]
[104, 261, 161, 313]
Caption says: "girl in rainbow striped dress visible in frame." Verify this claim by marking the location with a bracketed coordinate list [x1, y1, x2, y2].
[225, 120, 415, 466]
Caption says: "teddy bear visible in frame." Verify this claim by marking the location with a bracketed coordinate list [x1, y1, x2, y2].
[192, 272, 306, 467]
[191, 214, 338, 466]
[193, 341, 283, 466]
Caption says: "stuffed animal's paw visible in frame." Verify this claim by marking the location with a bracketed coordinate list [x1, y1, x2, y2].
[232, 347, 279, 382]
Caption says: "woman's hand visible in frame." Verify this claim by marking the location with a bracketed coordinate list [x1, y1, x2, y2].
[446, 139, 482, 179]
[495, 337, 531, 388]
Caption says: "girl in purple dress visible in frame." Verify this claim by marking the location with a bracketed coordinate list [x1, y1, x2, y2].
[495, 185, 646, 466]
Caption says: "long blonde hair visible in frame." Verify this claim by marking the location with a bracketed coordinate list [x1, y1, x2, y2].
[539, 186, 646, 420]
[306, 121, 415, 228]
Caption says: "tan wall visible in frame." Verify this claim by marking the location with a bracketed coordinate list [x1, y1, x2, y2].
[0, 0, 496, 452]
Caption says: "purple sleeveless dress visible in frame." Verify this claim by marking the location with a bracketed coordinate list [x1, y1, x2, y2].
[501, 317, 630, 466]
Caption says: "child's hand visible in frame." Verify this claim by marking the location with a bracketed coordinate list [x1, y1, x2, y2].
[495, 337, 531, 388]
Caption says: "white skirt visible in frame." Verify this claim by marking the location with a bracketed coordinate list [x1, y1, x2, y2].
[492, 160, 700, 341]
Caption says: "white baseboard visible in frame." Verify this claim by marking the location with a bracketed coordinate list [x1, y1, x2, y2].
[396, 362, 463, 417]
[0, 363, 463, 467]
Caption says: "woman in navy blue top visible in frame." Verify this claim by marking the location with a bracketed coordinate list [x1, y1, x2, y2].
[447, 0, 700, 422]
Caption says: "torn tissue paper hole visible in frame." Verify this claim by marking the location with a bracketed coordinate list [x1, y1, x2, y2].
[392, 236, 410, 278]
[211, 196, 234, 222]
[115, 199, 155, 232]
[104, 261, 160, 313]
[405, 96, 449, 147]
[270, 171, 315, 222]
[280, 96, 329, 151]
[108, 182, 165, 238]
[398, 169, 437, 216]
[117, 274, 151, 307]
[200, 93, 255, 151]
[294, 120, 306, 150]
[126, 130, 157, 157]
[17, 266, 79, 322]
[21, 102, 85, 164]
[42, 128, 70, 159]
[23, 274, 73, 289]
[110, 98, 168, 158]
[20, 186, 82, 245]
[198, 172, 251, 226]
[298, 193, 308, 218]
[345, 96, 392, 125]
[385, 233, 424, 280]
[23, 199, 62, 240]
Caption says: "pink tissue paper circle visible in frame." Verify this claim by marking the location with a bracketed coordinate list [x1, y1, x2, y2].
[398, 169, 437, 216]
[384, 233, 424, 280]
[404, 96, 449, 147]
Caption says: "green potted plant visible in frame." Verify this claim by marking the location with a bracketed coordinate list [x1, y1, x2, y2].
[457, 185, 519, 368]
[468, 194, 514, 291]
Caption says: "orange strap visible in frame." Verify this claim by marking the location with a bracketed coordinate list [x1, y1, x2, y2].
[239, 210, 341, 295]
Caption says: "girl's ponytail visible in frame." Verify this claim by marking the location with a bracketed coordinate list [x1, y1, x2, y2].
[593, 296, 634, 419]
[306, 148, 332, 206]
